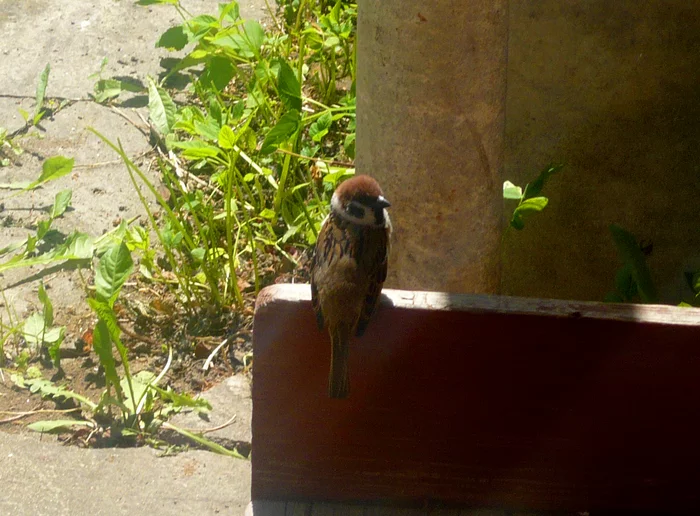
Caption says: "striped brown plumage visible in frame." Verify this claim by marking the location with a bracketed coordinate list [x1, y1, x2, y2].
[310, 175, 391, 398]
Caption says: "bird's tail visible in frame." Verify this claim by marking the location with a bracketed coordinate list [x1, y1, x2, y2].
[329, 326, 350, 399]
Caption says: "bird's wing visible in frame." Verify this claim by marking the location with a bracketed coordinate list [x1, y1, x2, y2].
[310, 220, 326, 330]
[355, 224, 389, 337]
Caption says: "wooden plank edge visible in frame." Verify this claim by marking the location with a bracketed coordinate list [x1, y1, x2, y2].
[255, 283, 700, 327]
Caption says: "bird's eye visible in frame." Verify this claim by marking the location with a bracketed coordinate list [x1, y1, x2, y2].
[347, 202, 365, 219]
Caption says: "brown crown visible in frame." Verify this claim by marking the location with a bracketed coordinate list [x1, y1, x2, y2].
[335, 174, 385, 203]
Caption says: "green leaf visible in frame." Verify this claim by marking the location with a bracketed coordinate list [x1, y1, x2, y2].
[95, 241, 134, 307]
[343, 132, 355, 159]
[147, 77, 177, 136]
[28, 420, 93, 433]
[156, 25, 188, 50]
[277, 59, 302, 112]
[200, 56, 235, 91]
[47, 327, 65, 369]
[193, 119, 221, 142]
[22, 313, 46, 348]
[259, 208, 276, 220]
[218, 1, 240, 23]
[502, 180, 523, 200]
[21, 377, 96, 409]
[525, 163, 564, 199]
[87, 299, 122, 344]
[36, 219, 52, 240]
[213, 20, 265, 58]
[241, 19, 265, 56]
[609, 224, 658, 303]
[34, 63, 50, 122]
[260, 109, 300, 155]
[93, 79, 144, 104]
[38, 282, 53, 326]
[509, 196, 548, 230]
[309, 111, 332, 142]
[92, 320, 123, 398]
[122, 370, 156, 414]
[170, 140, 221, 159]
[218, 125, 237, 149]
[25, 156, 74, 190]
[50, 189, 72, 219]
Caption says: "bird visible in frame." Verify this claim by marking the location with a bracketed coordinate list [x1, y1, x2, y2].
[310, 174, 392, 398]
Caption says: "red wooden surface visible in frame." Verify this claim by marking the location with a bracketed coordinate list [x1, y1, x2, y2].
[252, 285, 700, 512]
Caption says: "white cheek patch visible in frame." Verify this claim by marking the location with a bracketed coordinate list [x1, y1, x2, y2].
[331, 193, 389, 228]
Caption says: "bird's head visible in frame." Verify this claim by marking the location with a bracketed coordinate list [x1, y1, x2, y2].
[331, 175, 391, 227]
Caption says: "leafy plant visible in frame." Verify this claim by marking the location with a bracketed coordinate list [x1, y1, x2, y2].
[21, 283, 66, 368]
[89, 0, 358, 311]
[606, 224, 658, 304]
[503, 163, 564, 230]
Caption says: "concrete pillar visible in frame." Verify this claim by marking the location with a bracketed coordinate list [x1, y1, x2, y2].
[356, 1, 508, 294]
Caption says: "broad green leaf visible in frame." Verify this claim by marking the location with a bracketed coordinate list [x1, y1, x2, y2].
[93, 79, 143, 104]
[309, 110, 332, 142]
[218, 125, 237, 149]
[95, 241, 134, 307]
[42, 326, 64, 344]
[25, 156, 74, 190]
[156, 25, 188, 50]
[213, 20, 265, 58]
[193, 119, 221, 142]
[22, 313, 46, 347]
[34, 63, 50, 121]
[147, 77, 177, 136]
[122, 370, 156, 414]
[241, 19, 265, 56]
[219, 1, 240, 23]
[260, 109, 300, 155]
[50, 189, 72, 219]
[277, 60, 301, 111]
[510, 196, 548, 230]
[191, 247, 206, 262]
[502, 180, 523, 200]
[609, 224, 658, 303]
[64, 232, 94, 259]
[184, 14, 219, 40]
[259, 208, 276, 220]
[36, 219, 52, 240]
[28, 420, 93, 433]
[200, 56, 235, 91]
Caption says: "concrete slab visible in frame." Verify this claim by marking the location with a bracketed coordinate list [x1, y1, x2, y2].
[0, 431, 250, 515]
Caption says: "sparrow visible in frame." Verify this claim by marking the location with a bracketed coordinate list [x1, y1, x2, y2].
[310, 174, 392, 398]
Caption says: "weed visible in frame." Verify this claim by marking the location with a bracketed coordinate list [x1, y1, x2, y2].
[503, 164, 564, 230]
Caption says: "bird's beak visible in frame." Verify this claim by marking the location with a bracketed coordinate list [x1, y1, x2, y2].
[375, 196, 391, 209]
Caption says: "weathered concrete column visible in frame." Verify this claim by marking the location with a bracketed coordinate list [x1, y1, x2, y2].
[356, 1, 507, 293]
